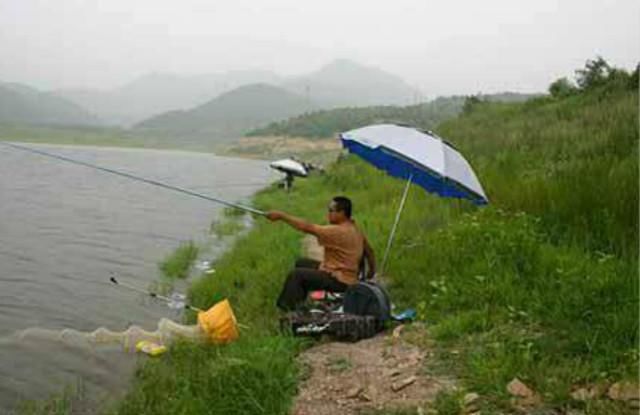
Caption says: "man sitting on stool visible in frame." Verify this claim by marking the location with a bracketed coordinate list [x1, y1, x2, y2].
[266, 196, 376, 311]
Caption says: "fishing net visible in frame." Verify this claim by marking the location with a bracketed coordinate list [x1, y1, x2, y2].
[4, 300, 239, 354]
[11, 318, 202, 352]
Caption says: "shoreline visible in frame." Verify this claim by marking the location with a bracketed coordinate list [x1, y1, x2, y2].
[0, 139, 215, 156]
[5, 148, 274, 415]
[11, 209, 261, 414]
[0, 139, 293, 167]
[0, 135, 341, 165]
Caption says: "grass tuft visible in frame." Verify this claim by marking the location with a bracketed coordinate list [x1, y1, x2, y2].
[158, 241, 198, 280]
[112, 336, 302, 415]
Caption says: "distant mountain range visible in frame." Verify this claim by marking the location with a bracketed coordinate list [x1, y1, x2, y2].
[53, 60, 420, 127]
[55, 70, 281, 126]
[0, 60, 543, 145]
[0, 82, 98, 126]
[133, 83, 314, 140]
[283, 59, 418, 108]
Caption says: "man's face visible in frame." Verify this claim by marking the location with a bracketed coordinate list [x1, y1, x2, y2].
[327, 200, 342, 224]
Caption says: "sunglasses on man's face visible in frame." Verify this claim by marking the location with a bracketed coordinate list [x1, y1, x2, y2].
[327, 206, 339, 213]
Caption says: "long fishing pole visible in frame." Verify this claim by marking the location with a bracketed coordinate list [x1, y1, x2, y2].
[109, 276, 204, 313]
[110, 276, 250, 330]
[0, 141, 266, 216]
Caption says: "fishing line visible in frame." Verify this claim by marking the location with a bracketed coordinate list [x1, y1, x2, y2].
[1, 141, 266, 216]
[109, 276, 203, 313]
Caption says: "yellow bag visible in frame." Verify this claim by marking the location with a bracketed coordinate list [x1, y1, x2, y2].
[135, 340, 167, 357]
[197, 299, 239, 344]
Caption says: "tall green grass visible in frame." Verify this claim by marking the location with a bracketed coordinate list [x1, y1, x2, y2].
[111, 336, 302, 415]
[112, 84, 636, 413]
[438, 88, 638, 257]
[396, 209, 637, 406]
[158, 241, 198, 280]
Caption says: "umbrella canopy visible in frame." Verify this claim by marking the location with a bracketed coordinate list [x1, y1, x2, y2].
[269, 158, 308, 177]
[339, 123, 488, 274]
[340, 124, 488, 205]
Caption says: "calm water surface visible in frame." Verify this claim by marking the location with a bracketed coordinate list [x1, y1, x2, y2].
[0, 143, 273, 411]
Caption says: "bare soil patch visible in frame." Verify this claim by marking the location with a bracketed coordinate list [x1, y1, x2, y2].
[292, 327, 455, 415]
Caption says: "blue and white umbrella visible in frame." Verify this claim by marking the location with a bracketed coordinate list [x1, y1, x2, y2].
[339, 123, 488, 273]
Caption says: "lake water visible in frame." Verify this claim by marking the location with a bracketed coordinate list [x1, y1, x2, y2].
[0, 143, 273, 412]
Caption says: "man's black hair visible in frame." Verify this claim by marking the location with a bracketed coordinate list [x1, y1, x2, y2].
[332, 196, 352, 218]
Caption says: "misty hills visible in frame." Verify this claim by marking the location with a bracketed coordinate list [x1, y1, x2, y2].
[133, 83, 314, 139]
[55, 60, 419, 127]
[1, 59, 541, 145]
[127, 60, 420, 139]
[245, 92, 540, 139]
[0, 82, 98, 126]
[56, 70, 281, 126]
[283, 59, 418, 107]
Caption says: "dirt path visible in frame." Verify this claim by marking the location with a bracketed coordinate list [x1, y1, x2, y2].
[292, 328, 455, 415]
[292, 236, 456, 414]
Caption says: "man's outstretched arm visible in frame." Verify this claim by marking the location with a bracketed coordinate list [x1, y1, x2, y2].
[266, 210, 318, 235]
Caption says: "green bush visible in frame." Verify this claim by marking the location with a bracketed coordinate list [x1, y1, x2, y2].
[549, 77, 578, 98]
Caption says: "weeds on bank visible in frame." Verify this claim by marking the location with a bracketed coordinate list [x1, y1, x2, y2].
[158, 241, 198, 280]
[112, 336, 303, 415]
[388, 208, 637, 412]
[210, 217, 245, 238]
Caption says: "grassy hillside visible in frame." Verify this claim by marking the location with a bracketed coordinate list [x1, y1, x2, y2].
[133, 84, 315, 141]
[246, 96, 464, 139]
[0, 82, 99, 126]
[246, 93, 538, 139]
[105, 65, 639, 415]
[56, 70, 282, 126]
[439, 87, 638, 257]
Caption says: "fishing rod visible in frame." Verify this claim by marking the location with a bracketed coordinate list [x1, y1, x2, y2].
[0, 141, 266, 216]
[110, 276, 250, 330]
[109, 276, 204, 313]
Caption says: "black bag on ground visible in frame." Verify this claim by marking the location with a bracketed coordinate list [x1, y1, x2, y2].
[280, 313, 378, 342]
[343, 281, 391, 331]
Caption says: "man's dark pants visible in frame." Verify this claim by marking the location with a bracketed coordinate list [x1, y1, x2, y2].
[276, 258, 348, 311]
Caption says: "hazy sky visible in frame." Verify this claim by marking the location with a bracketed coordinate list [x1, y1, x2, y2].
[1, 0, 638, 96]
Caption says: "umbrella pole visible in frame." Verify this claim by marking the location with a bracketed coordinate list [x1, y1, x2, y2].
[380, 174, 413, 275]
